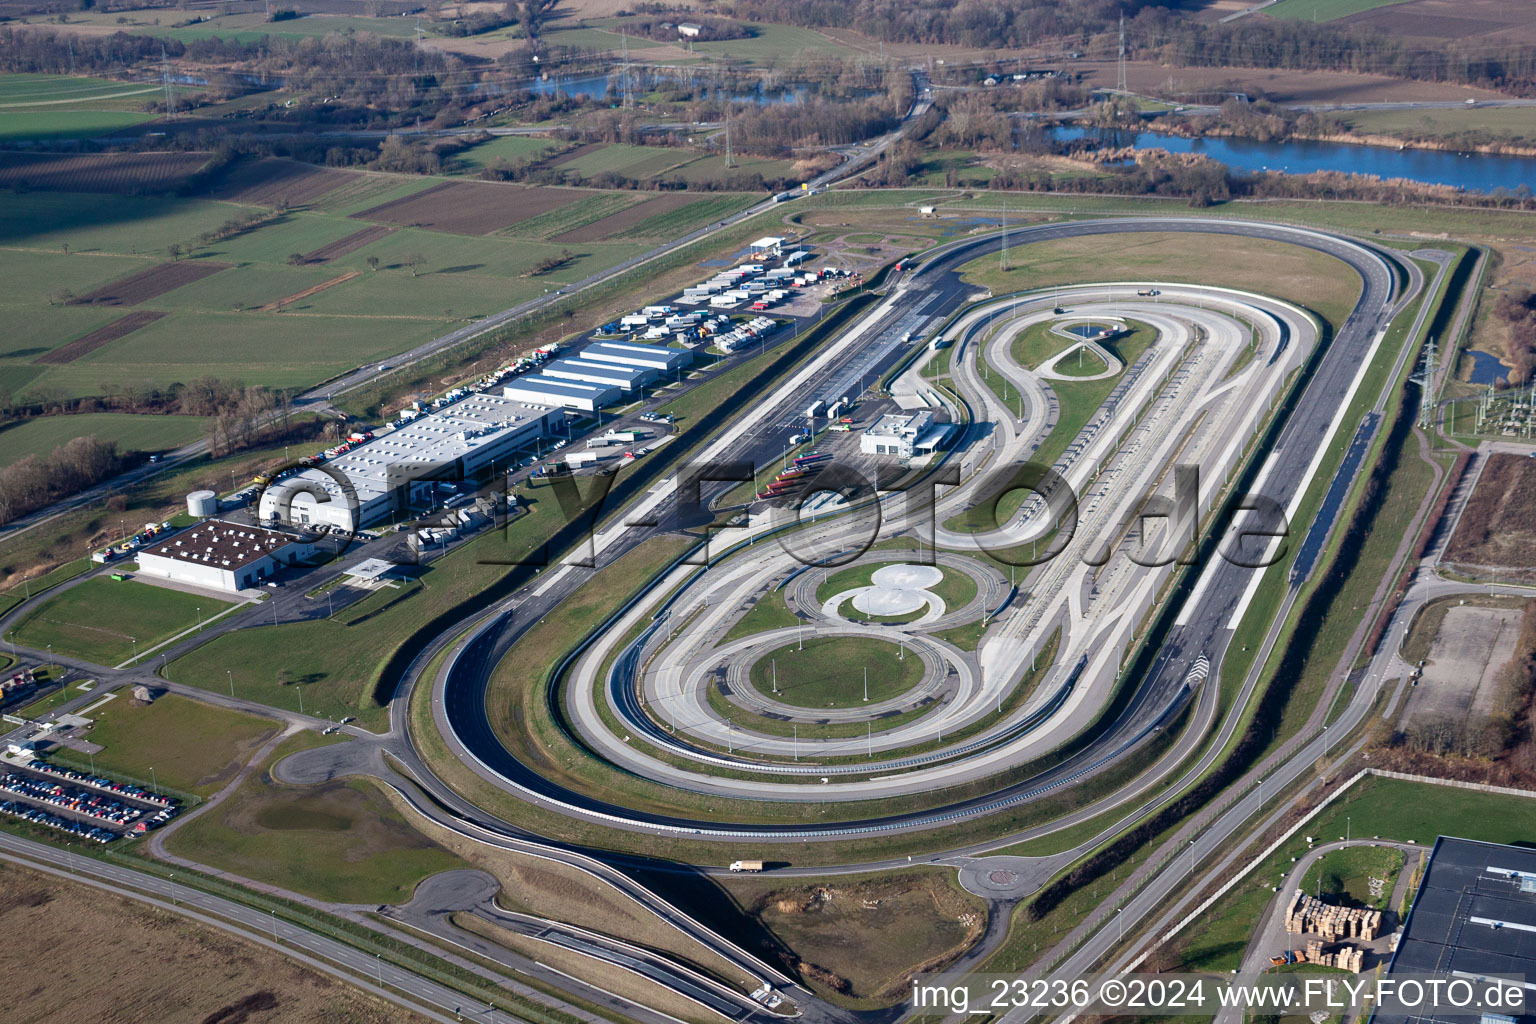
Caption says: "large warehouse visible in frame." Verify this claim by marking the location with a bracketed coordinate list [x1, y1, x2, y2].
[502, 375, 620, 413]
[137, 520, 314, 593]
[259, 394, 561, 531]
[540, 357, 656, 393]
[582, 340, 691, 374]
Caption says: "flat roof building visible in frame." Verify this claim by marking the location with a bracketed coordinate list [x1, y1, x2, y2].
[260, 394, 561, 531]
[138, 520, 314, 593]
[502, 375, 621, 413]
[582, 340, 691, 374]
[1380, 835, 1536, 1024]
[750, 236, 785, 252]
[859, 411, 951, 460]
[541, 357, 656, 393]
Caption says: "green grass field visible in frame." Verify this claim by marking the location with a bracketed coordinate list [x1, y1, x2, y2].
[1302, 845, 1403, 911]
[746, 635, 923, 708]
[453, 135, 564, 173]
[0, 73, 179, 142]
[1339, 106, 1536, 147]
[165, 732, 465, 904]
[0, 413, 209, 465]
[12, 577, 235, 666]
[1263, 0, 1413, 21]
[168, 505, 554, 730]
[53, 693, 277, 798]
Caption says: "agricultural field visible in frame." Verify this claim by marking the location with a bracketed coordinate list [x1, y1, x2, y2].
[452, 135, 565, 173]
[0, 72, 174, 142]
[0, 155, 744, 402]
[0, 412, 210, 465]
[0, 863, 423, 1024]
[1262, 0, 1413, 20]
[547, 141, 798, 188]
[1337, 106, 1536, 147]
[12, 576, 236, 666]
[1443, 453, 1536, 571]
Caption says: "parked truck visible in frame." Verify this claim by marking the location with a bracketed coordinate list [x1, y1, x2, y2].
[729, 860, 765, 872]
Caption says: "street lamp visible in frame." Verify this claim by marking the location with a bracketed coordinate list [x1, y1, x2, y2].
[227, 669, 234, 698]
[149, 766, 158, 796]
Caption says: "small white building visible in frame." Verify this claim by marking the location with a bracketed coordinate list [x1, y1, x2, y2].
[749, 236, 785, 254]
[137, 520, 314, 593]
[859, 411, 951, 460]
[678, 22, 702, 37]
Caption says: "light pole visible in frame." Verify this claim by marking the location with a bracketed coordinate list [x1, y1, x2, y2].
[195, 606, 202, 631]
[375, 953, 384, 987]
[270, 908, 278, 940]
[150, 766, 158, 797]
[227, 669, 234, 698]
[170, 873, 177, 906]
[1117, 906, 1124, 942]
[1187, 838, 1196, 879]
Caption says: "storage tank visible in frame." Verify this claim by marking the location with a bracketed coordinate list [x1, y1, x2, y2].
[186, 490, 218, 518]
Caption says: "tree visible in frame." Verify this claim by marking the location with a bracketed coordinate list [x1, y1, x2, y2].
[287, 252, 305, 266]
[406, 252, 425, 277]
[522, 0, 560, 45]
[366, 255, 380, 272]
[167, 242, 183, 260]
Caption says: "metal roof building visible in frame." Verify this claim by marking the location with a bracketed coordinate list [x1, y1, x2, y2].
[540, 357, 656, 393]
[259, 394, 561, 531]
[502, 375, 621, 413]
[1378, 835, 1536, 1024]
[581, 340, 691, 373]
[138, 520, 314, 592]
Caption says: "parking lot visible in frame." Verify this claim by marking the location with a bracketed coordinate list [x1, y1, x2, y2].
[0, 759, 179, 842]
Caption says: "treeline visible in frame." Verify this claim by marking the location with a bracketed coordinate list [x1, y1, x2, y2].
[1491, 287, 1536, 384]
[0, 437, 123, 526]
[1128, 8, 1536, 95]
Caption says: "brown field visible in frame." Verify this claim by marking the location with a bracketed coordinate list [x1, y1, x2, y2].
[260, 270, 359, 310]
[71, 259, 230, 306]
[36, 310, 165, 364]
[1444, 453, 1536, 571]
[302, 224, 395, 263]
[0, 862, 422, 1024]
[1339, 0, 1536, 45]
[549, 192, 698, 242]
[211, 157, 362, 208]
[718, 870, 986, 1002]
[0, 151, 209, 194]
[351, 180, 581, 235]
[1081, 59, 1506, 104]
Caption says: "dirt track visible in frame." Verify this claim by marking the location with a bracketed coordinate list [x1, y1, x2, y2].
[261, 271, 360, 310]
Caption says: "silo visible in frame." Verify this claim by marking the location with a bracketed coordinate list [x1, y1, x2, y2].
[186, 490, 218, 518]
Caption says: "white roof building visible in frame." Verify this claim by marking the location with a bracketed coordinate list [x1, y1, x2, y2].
[749, 236, 785, 252]
[502, 375, 621, 413]
[260, 394, 561, 531]
[137, 520, 314, 592]
[859, 411, 951, 460]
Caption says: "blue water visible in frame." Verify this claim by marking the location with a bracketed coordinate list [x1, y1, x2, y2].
[1051, 126, 1536, 195]
[1466, 349, 1511, 384]
[1064, 323, 1109, 339]
[516, 72, 808, 105]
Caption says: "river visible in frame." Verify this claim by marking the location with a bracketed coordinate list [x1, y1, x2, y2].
[1052, 125, 1536, 195]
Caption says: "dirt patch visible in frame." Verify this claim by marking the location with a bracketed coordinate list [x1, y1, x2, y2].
[1403, 604, 1523, 725]
[351, 180, 581, 235]
[259, 270, 359, 311]
[70, 260, 230, 307]
[549, 192, 697, 242]
[301, 224, 395, 263]
[0, 151, 209, 194]
[211, 157, 361, 208]
[1444, 453, 1536, 572]
[36, 310, 165, 364]
[0, 863, 421, 1024]
[730, 871, 986, 1002]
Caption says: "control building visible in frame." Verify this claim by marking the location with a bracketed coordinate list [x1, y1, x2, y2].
[137, 520, 314, 592]
[859, 411, 951, 460]
[259, 394, 561, 531]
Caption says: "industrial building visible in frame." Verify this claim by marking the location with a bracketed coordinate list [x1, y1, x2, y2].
[502, 375, 621, 413]
[541, 357, 657, 393]
[260, 394, 562, 531]
[859, 411, 951, 460]
[582, 340, 691, 375]
[137, 520, 314, 593]
[1377, 835, 1536, 1024]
